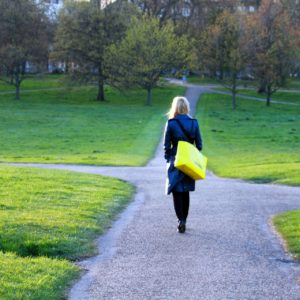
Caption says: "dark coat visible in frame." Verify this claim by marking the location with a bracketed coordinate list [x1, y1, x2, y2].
[164, 114, 202, 195]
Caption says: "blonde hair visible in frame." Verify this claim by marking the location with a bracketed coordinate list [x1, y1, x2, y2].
[167, 96, 190, 119]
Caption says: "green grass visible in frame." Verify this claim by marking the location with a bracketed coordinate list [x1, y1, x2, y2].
[0, 75, 63, 92]
[187, 75, 220, 85]
[0, 166, 134, 259]
[216, 88, 300, 105]
[0, 85, 184, 166]
[187, 75, 257, 87]
[187, 75, 300, 91]
[273, 210, 300, 260]
[287, 78, 300, 89]
[0, 165, 134, 298]
[197, 93, 300, 185]
[0, 251, 79, 300]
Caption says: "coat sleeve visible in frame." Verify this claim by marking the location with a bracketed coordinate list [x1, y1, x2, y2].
[164, 121, 172, 162]
[194, 120, 203, 151]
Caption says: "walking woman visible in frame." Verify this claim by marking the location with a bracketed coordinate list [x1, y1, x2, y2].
[164, 96, 202, 233]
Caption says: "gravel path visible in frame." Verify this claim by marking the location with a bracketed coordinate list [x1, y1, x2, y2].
[10, 86, 300, 299]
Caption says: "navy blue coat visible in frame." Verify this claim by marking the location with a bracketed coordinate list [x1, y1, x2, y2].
[164, 114, 202, 195]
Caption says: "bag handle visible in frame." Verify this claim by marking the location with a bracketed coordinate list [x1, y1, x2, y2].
[174, 119, 194, 143]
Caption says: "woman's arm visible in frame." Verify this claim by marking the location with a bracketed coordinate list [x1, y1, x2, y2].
[194, 120, 202, 151]
[164, 121, 172, 162]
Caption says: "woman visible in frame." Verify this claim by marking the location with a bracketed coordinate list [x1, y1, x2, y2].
[164, 96, 202, 233]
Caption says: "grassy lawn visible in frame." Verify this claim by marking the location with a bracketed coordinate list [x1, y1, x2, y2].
[187, 75, 257, 87]
[197, 93, 300, 185]
[187, 75, 221, 85]
[187, 74, 300, 91]
[287, 78, 300, 89]
[0, 251, 78, 300]
[0, 165, 134, 299]
[0, 75, 63, 92]
[273, 210, 300, 260]
[215, 88, 300, 105]
[0, 84, 185, 166]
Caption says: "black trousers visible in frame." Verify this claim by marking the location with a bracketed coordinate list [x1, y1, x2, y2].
[172, 191, 190, 222]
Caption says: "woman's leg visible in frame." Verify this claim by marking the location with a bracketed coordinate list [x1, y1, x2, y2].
[172, 192, 188, 233]
[172, 191, 184, 221]
[182, 192, 190, 222]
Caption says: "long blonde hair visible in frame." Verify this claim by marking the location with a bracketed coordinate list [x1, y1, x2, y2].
[167, 96, 190, 119]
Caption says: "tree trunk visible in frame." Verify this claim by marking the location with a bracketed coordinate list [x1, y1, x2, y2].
[232, 78, 237, 111]
[97, 81, 105, 101]
[21, 61, 26, 75]
[266, 85, 271, 106]
[146, 88, 152, 106]
[15, 73, 20, 100]
[219, 68, 224, 80]
[97, 68, 105, 101]
[232, 90, 236, 111]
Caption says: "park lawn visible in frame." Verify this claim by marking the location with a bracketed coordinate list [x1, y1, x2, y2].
[187, 75, 257, 87]
[230, 88, 300, 104]
[0, 165, 134, 259]
[0, 74, 63, 92]
[197, 93, 300, 185]
[287, 78, 300, 89]
[187, 75, 221, 85]
[0, 165, 134, 299]
[273, 210, 300, 260]
[0, 85, 184, 166]
[0, 251, 79, 300]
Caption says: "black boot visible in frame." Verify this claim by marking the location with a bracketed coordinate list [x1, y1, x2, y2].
[177, 220, 186, 233]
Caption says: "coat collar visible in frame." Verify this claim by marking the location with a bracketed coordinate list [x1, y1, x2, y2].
[175, 114, 192, 120]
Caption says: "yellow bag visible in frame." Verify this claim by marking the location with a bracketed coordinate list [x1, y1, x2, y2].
[174, 141, 208, 180]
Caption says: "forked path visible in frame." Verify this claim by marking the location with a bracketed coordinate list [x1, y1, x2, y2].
[12, 86, 300, 299]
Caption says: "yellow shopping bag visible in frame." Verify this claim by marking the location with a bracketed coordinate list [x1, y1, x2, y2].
[174, 141, 208, 180]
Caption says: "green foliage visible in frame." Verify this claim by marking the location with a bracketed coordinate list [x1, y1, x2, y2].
[0, 251, 79, 300]
[53, 1, 136, 101]
[107, 16, 190, 105]
[273, 210, 300, 260]
[0, 79, 184, 165]
[197, 93, 300, 185]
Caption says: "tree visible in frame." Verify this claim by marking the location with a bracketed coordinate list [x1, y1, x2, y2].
[197, 10, 245, 110]
[0, 0, 50, 100]
[129, 0, 240, 35]
[52, 0, 136, 101]
[107, 16, 191, 106]
[246, 0, 297, 106]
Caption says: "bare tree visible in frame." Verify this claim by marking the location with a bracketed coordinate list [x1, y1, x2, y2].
[246, 0, 297, 106]
[196, 10, 245, 110]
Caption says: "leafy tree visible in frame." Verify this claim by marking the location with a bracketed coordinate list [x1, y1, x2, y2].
[53, 0, 136, 101]
[197, 10, 245, 110]
[246, 0, 297, 106]
[107, 16, 191, 106]
[0, 0, 50, 99]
